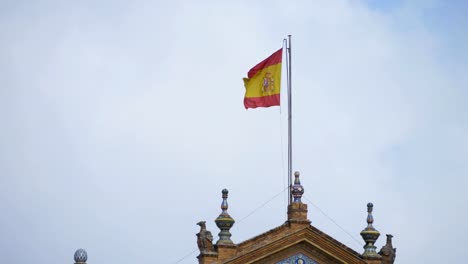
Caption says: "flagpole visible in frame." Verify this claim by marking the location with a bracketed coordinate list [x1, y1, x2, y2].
[287, 35, 293, 205]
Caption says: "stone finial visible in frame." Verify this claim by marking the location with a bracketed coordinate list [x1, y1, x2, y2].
[214, 189, 235, 245]
[287, 171, 309, 223]
[379, 234, 397, 264]
[360, 203, 381, 258]
[291, 171, 304, 203]
[74, 249, 87, 264]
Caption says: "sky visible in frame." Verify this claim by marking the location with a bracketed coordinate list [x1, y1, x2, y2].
[1, 0, 467, 263]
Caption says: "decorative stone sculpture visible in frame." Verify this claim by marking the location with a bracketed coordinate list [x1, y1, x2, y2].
[379, 234, 397, 264]
[196, 221, 215, 254]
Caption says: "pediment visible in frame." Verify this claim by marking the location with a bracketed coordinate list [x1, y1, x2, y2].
[223, 224, 366, 264]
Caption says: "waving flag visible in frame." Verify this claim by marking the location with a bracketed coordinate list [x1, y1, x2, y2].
[243, 48, 282, 109]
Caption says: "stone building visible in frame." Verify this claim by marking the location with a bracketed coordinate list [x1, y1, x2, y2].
[196, 172, 396, 264]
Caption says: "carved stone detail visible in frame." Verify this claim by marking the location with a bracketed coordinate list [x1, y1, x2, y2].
[196, 221, 216, 255]
[379, 234, 396, 264]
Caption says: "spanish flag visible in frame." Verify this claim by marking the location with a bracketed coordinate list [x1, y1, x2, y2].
[243, 48, 283, 109]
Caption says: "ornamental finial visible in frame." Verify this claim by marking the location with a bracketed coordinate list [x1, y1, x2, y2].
[291, 171, 304, 203]
[214, 189, 235, 245]
[367, 203, 374, 225]
[74, 249, 87, 264]
[360, 202, 381, 258]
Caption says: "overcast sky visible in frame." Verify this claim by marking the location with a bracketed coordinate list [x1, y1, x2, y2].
[1, 1, 467, 263]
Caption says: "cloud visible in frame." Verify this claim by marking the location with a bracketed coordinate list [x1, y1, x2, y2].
[0, 1, 466, 263]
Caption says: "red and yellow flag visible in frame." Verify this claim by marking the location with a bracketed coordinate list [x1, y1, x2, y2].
[243, 48, 282, 109]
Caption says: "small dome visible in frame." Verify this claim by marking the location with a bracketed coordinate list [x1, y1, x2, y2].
[74, 249, 87, 262]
